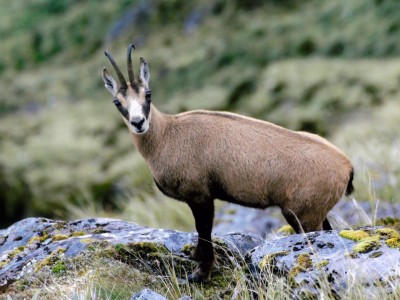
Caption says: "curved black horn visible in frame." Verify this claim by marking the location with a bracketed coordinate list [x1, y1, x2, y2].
[127, 44, 135, 84]
[104, 51, 127, 89]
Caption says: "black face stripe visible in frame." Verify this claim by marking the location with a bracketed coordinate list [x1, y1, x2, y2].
[142, 89, 151, 119]
[142, 99, 151, 119]
[113, 98, 129, 121]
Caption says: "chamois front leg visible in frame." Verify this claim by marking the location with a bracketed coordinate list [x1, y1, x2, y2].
[187, 200, 215, 283]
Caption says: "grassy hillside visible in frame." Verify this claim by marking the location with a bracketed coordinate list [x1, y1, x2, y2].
[1, 0, 400, 228]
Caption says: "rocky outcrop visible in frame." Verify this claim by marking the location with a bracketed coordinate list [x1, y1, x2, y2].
[249, 227, 400, 296]
[0, 217, 262, 292]
[1, 217, 400, 297]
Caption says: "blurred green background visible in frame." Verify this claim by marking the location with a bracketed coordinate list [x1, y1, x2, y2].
[1, 0, 400, 229]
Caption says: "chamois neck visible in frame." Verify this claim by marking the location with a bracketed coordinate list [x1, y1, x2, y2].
[130, 104, 168, 159]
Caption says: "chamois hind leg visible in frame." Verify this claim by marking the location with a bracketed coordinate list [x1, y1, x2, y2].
[187, 199, 215, 283]
[281, 208, 324, 234]
[322, 218, 332, 230]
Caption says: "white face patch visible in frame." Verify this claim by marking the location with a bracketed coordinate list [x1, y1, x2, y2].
[128, 100, 149, 134]
[128, 100, 144, 119]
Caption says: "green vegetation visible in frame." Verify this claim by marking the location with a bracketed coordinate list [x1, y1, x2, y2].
[339, 229, 370, 241]
[352, 236, 381, 253]
[340, 227, 400, 254]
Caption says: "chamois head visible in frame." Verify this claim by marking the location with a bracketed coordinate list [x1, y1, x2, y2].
[102, 44, 151, 134]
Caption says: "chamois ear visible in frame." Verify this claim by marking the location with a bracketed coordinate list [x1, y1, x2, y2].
[139, 57, 150, 89]
[102, 67, 118, 96]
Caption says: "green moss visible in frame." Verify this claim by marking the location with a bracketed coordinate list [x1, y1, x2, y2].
[105, 242, 170, 262]
[224, 208, 237, 215]
[80, 238, 97, 244]
[386, 237, 400, 248]
[28, 231, 50, 244]
[376, 228, 399, 240]
[52, 234, 70, 241]
[276, 225, 295, 235]
[8, 247, 24, 260]
[352, 236, 381, 253]
[34, 247, 66, 272]
[259, 251, 289, 270]
[369, 251, 383, 258]
[72, 231, 86, 237]
[340, 230, 370, 241]
[115, 243, 124, 253]
[377, 217, 400, 231]
[91, 227, 109, 234]
[289, 253, 313, 277]
[345, 251, 359, 259]
[315, 259, 329, 269]
[181, 243, 196, 256]
[126, 242, 169, 256]
[53, 221, 68, 230]
[297, 253, 312, 269]
[0, 260, 9, 269]
[51, 260, 66, 274]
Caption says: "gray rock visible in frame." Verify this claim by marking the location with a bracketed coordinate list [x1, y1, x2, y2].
[249, 227, 400, 295]
[214, 200, 400, 237]
[214, 204, 285, 236]
[0, 217, 262, 291]
[130, 288, 167, 300]
[331, 200, 400, 226]
[2, 217, 400, 297]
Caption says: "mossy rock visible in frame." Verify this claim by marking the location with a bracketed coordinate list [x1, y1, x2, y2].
[352, 237, 381, 254]
[276, 225, 295, 235]
[315, 259, 329, 269]
[339, 229, 370, 241]
[52, 234, 70, 241]
[34, 247, 66, 272]
[289, 253, 313, 277]
[376, 228, 399, 240]
[51, 260, 67, 274]
[386, 237, 400, 248]
[259, 250, 289, 270]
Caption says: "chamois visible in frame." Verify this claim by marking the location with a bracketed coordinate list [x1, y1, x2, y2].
[102, 44, 354, 282]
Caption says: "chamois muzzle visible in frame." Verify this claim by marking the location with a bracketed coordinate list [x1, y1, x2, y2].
[130, 116, 146, 132]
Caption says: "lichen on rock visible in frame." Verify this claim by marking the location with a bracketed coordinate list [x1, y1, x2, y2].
[339, 229, 370, 241]
[259, 250, 289, 270]
[352, 236, 381, 253]
[386, 237, 400, 248]
[276, 225, 295, 236]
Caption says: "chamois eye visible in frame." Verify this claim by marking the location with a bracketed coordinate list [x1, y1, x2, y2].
[145, 90, 151, 100]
